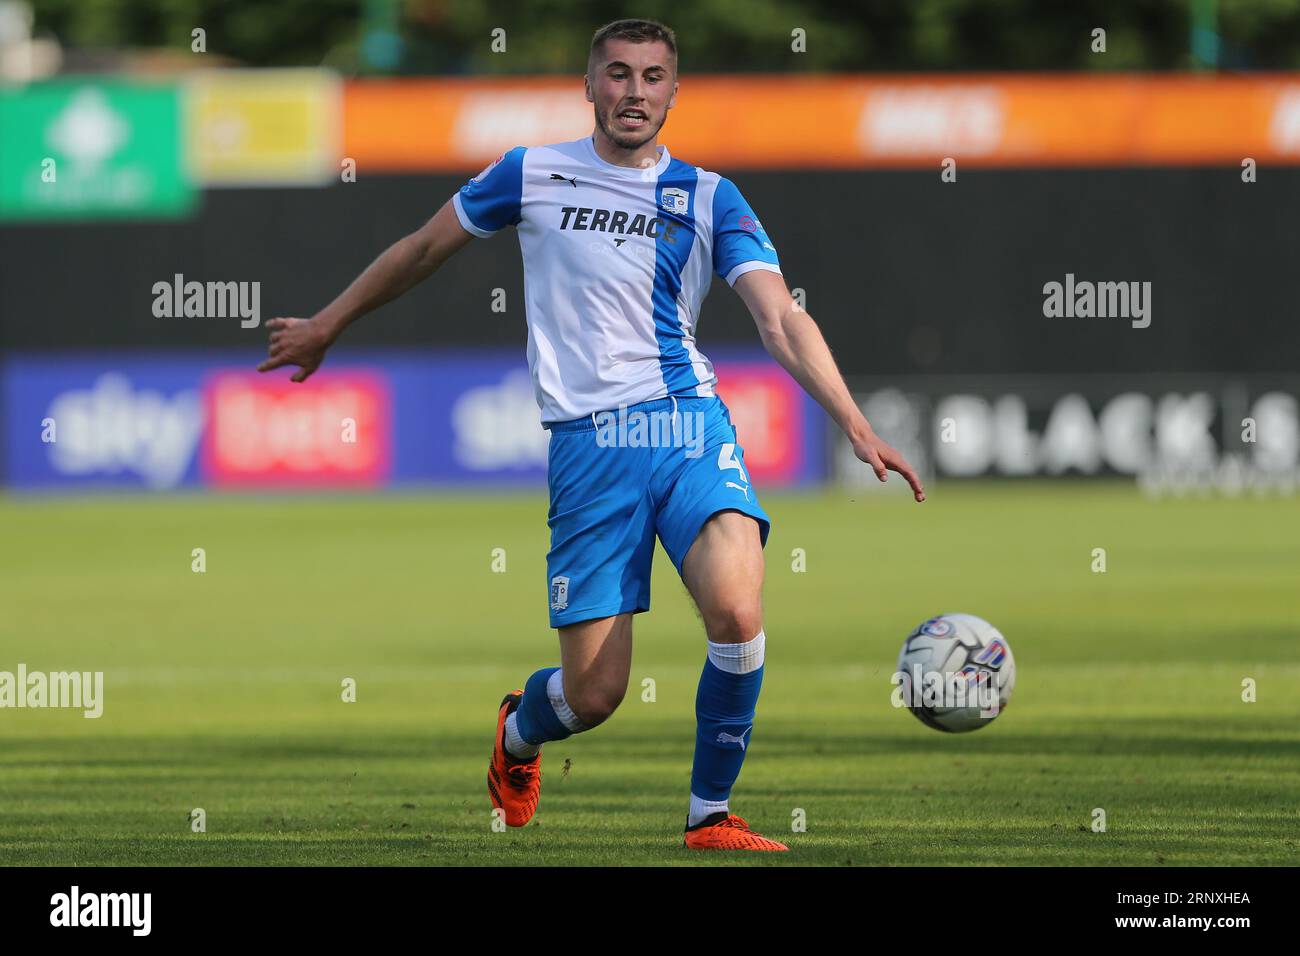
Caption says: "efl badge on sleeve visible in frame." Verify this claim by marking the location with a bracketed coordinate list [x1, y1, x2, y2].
[472, 152, 505, 182]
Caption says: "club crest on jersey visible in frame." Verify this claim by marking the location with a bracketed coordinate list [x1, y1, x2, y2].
[550, 575, 570, 611]
[660, 187, 689, 215]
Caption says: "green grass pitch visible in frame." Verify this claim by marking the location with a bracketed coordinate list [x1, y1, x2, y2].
[1, 482, 1297, 866]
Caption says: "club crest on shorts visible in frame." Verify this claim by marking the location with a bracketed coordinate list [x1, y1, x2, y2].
[660, 187, 689, 215]
[550, 575, 570, 611]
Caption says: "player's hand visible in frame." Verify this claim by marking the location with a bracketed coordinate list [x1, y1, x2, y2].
[258, 316, 333, 382]
[852, 428, 926, 502]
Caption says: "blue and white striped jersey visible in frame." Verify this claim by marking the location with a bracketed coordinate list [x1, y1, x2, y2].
[452, 136, 782, 424]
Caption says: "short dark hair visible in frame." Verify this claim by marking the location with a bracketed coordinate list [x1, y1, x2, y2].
[589, 18, 677, 71]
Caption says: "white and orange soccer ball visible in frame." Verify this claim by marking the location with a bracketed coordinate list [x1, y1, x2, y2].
[894, 613, 1016, 732]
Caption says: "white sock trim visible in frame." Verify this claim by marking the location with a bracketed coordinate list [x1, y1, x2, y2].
[503, 711, 540, 759]
[547, 668, 587, 732]
[688, 793, 730, 827]
[707, 629, 765, 674]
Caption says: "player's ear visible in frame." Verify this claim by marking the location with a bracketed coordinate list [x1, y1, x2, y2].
[583, 74, 594, 103]
[667, 80, 678, 111]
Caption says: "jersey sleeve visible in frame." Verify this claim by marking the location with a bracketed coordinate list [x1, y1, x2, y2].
[711, 177, 782, 286]
[452, 146, 526, 237]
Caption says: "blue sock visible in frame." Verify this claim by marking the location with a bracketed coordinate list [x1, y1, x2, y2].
[512, 666, 585, 747]
[689, 631, 765, 826]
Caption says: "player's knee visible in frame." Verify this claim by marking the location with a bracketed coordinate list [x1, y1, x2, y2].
[706, 602, 763, 646]
[568, 682, 626, 728]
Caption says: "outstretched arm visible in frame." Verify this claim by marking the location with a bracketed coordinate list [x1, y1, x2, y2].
[733, 269, 925, 502]
[258, 198, 474, 382]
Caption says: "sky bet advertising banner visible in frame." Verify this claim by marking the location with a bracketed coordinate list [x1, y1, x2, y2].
[1, 351, 825, 491]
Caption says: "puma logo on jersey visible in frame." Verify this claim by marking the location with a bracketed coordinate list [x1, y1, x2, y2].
[716, 731, 748, 750]
[725, 481, 750, 501]
[549, 173, 578, 187]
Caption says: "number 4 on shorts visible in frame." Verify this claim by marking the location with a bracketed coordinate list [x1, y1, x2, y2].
[717, 443, 747, 483]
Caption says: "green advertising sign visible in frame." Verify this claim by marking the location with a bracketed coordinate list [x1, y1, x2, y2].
[0, 80, 195, 221]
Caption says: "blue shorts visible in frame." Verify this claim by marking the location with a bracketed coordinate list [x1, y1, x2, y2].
[544, 395, 771, 628]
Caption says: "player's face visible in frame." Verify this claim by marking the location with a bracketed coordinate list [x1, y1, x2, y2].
[585, 40, 678, 150]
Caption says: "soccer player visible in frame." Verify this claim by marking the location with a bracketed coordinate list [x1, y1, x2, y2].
[259, 18, 924, 851]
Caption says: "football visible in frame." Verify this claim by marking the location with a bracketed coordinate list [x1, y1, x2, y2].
[895, 613, 1016, 732]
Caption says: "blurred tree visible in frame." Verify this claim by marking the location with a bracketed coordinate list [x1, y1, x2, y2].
[25, 0, 1300, 73]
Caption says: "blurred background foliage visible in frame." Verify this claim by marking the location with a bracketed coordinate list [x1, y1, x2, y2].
[24, 0, 1300, 74]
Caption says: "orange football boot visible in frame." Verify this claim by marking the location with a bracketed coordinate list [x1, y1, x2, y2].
[684, 812, 789, 851]
[487, 690, 542, 827]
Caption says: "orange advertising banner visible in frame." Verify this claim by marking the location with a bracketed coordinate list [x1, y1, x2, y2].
[342, 73, 1300, 171]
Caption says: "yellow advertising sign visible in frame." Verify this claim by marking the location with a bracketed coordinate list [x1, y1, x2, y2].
[187, 69, 340, 185]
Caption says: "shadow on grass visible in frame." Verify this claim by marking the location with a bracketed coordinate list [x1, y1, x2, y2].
[3, 716, 1299, 766]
